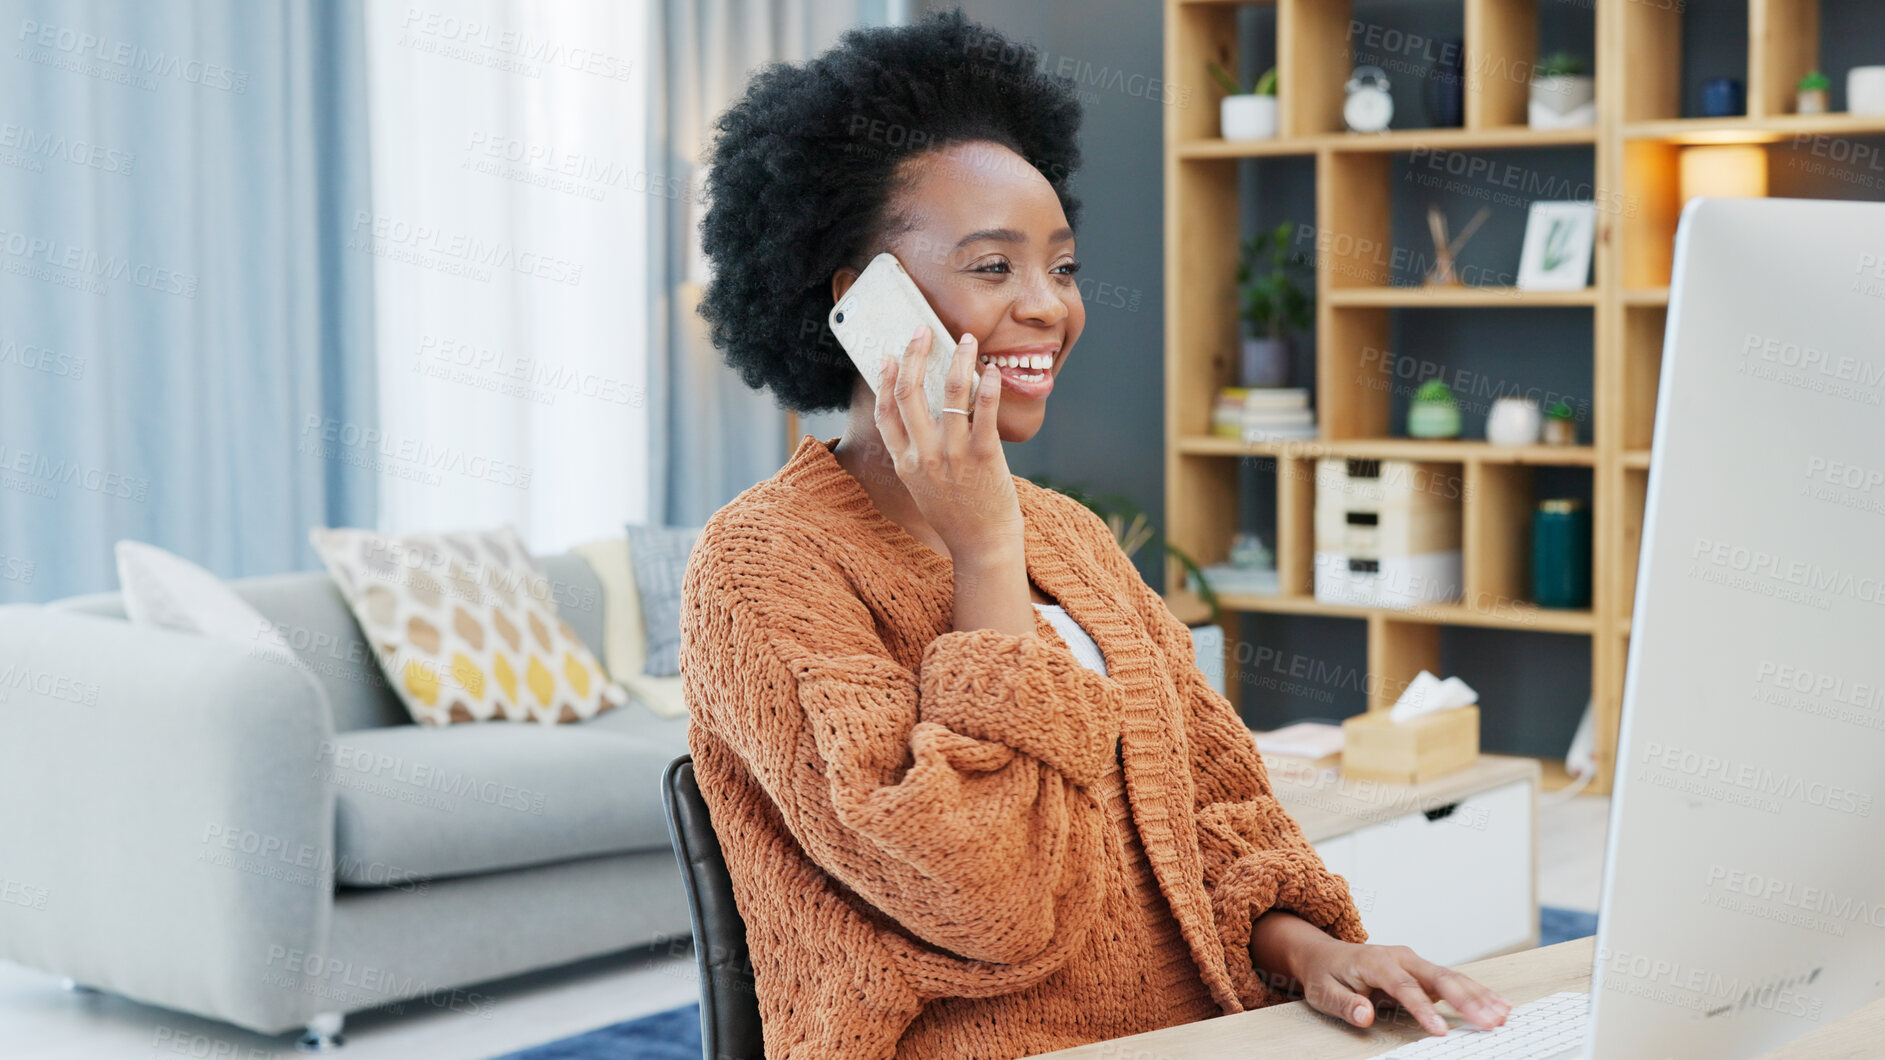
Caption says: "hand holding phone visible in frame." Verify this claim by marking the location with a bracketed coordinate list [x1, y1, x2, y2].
[829, 252, 979, 418]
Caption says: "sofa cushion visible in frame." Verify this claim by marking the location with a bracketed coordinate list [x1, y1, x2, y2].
[309, 526, 625, 726]
[325, 700, 692, 886]
[623, 524, 700, 678]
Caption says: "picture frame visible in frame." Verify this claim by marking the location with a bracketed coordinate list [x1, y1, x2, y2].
[1516, 201, 1597, 291]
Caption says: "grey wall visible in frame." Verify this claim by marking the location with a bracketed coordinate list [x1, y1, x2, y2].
[905, 0, 1885, 757]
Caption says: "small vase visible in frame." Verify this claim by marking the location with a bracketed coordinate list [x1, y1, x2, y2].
[1221, 95, 1278, 141]
[1487, 397, 1542, 445]
[1408, 400, 1460, 439]
[1529, 75, 1595, 129]
[1850, 67, 1885, 116]
[1240, 337, 1290, 388]
[1797, 88, 1829, 116]
[1700, 77, 1745, 118]
[1542, 416, 1577, 446]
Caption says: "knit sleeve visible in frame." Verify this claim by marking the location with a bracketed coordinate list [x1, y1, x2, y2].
[680, 516, 1123, 978]
[1076, 507, 1369, 1008]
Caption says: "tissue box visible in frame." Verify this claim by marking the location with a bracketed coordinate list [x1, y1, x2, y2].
[1341, 705, 1479, 784]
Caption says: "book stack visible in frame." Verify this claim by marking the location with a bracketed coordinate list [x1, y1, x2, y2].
[1211, 387, 1316, 442]
[1193, 563, 1280, 597]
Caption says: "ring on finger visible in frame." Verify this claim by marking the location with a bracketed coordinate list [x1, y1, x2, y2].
[942, 407, 971, 416]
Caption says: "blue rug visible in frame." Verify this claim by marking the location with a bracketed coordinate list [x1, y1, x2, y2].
[496, 908, 1603, 1059]
[488, 1003, 700, 1060]
[1540, 905, 1599, 946]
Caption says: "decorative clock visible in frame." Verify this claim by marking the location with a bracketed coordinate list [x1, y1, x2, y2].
[1344, 65, 1393, 133]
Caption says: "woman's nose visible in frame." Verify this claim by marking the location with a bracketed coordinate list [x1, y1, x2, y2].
[1012, 272, 1069, 326]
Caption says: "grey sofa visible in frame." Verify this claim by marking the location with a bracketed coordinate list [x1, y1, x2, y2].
[0, 552, 694, 1046]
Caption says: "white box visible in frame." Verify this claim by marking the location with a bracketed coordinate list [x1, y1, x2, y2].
[1314, 458, 1462, 555]
[1314, 550, 1462, 608]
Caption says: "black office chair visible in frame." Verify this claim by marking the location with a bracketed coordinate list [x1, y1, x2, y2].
[661, 754, 765, 1060]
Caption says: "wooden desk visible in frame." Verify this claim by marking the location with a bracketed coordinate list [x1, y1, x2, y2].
[1029, 937, 1885, 1059]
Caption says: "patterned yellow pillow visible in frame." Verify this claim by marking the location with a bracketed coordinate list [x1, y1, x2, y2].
[309, 526, 625, 726]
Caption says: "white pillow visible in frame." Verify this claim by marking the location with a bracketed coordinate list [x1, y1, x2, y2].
[114, 540, 296, 663]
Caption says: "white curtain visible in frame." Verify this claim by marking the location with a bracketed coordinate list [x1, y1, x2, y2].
[361, 0, 652, 549]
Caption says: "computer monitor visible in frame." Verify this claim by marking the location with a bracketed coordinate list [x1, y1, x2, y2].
[1588, 197, 1885, 1057]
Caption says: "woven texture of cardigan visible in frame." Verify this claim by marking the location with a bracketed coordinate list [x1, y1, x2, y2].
[681, 435, 1369, 1060]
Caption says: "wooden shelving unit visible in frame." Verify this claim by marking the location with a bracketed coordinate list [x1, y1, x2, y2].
[1163, 0, 1883, 792]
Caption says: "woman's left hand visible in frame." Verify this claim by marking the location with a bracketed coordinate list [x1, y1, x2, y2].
[1292, 937, 1511, 1036]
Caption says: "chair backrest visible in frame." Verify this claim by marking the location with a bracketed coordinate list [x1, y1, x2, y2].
[661, 754, 764, 1060]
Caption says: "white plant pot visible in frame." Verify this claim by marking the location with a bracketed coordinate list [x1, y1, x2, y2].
[1528, 74, 1595, 129]
[1850, 67, 1885, 116]
[1486, 397, 1543, 446]
[1220, 95, 1278, 141]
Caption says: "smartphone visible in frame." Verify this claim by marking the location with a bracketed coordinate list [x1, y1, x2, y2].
[828, 252, 977, 419]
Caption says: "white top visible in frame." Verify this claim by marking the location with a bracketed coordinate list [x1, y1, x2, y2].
[1033, 602, 1107, 677]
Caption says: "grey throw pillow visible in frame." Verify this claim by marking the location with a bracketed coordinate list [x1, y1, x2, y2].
[625, 523, 701, 677]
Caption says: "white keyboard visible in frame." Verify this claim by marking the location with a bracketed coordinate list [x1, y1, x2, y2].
[1373, 990, 1590, 1059]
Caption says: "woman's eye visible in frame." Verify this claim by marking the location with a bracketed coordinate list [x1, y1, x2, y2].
[1054, 260, 1082, 276]
[972, 260, 1010, 274]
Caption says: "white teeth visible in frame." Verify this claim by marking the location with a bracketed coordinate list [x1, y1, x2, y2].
[977, 353, 1055, 370]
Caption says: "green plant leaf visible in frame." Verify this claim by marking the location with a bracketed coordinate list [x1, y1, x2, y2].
[1536, 51, 1587, 78]
[1207, 61, 1245, 96]
[1238, 222, 1315, 341]
[1254, 67, 1278, 96]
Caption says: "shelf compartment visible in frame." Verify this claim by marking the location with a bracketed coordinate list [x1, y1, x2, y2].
[1171, 2, 1237, 145]
[1620, 0, 1683, 123]
[1368, 614, 1441, 712]
[1751, 0, 1819, 121]
[1623, 305, 1668, 451]
[1621, 114, 1885, 142]
[1621, 140, 1682, 290]
[1622, 287, 1670, 306]
[1618, 466, 1651, 619]
[1326, 286, 1598, 307]
[1316, 152, 1394, 290]
[1176, 127, 1597, 158]
[1214, 592, 1598, 634]
[1463, 461, 1535, 610]
[1177, 435, 1598, 465]
[1463, 0, 1538, 131]
[1167, 158, 1241, 446]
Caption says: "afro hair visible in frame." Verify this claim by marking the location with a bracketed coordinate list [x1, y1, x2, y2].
[696, 10, 1084, 414]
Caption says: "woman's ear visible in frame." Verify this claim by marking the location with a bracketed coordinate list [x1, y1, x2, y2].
[831, 265, 859, 304]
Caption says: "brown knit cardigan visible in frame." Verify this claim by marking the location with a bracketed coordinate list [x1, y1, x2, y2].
[681, 435, 1368, 1059]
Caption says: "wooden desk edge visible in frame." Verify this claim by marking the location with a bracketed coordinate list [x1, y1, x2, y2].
[1025, 938, 1594, 1059]
[1028, 935, 1885, 1058]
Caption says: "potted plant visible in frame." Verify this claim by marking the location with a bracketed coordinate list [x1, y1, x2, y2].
[1407, 380, 1461, 439]
[1210, 62, 1278, 141]
[1235, 221, 1313, 388]
[1797, 70, 1831, 115]
[1529, 52, 1594, 129]
[1542, 400, 1578, 445]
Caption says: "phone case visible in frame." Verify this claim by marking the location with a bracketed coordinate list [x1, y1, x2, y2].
[828, 252, 977, 418]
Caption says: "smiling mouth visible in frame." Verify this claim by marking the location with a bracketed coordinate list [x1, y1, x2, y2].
[978, 349, 1058, 384]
